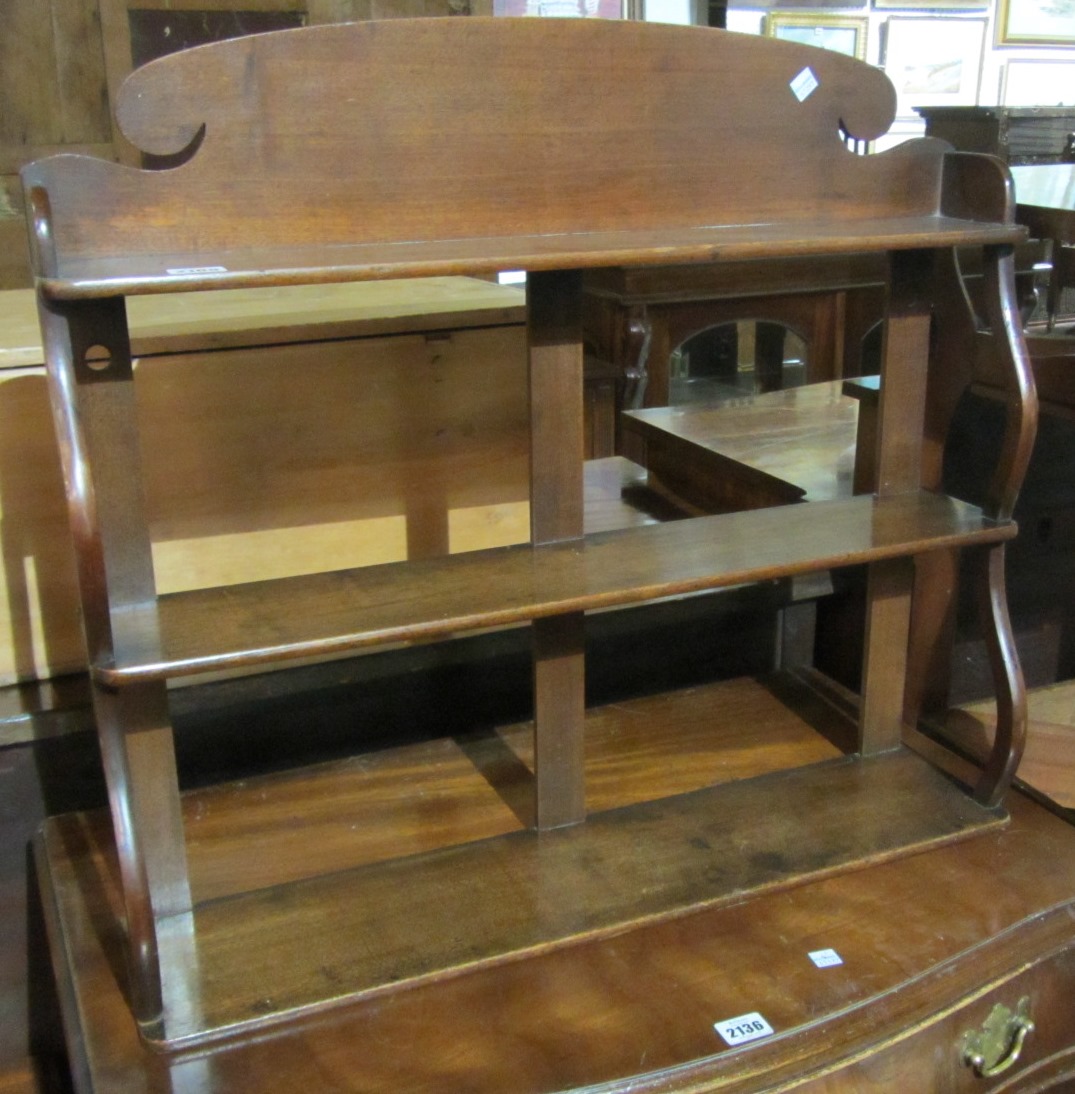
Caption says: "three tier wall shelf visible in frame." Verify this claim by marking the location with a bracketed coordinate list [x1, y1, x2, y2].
[23, 16, 1037, 1077]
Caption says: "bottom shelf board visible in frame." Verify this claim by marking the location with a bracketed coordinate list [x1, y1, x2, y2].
[39, 676, 1006, 1054]
[43, 794, 1075, 1094]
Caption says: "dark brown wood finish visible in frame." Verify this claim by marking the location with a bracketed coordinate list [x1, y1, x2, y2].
[528, 270, 586, 829]
[22, 22, 1023, 298]
[858, 249, 934, 755]
[966, 244, 1038, 805]
[22, 17, 1038, 1059]
[91, 493, 1013, 686]
[38, 770, 1075, 1092]
[36, 292, 183, 1029]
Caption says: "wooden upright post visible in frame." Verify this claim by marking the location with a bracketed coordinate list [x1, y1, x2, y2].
[859, 250, 933, 755]
[528, 270, 587, 830]
[39, 295, 190, 1031]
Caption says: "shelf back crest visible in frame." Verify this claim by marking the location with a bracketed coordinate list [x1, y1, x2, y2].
[20, 18, 950, 277]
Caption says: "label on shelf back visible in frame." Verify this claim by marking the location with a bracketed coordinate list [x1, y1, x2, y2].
[809, 948, 843, 968]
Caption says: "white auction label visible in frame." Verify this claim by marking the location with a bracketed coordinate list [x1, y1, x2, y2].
[166, 266, 229, 275]
[714, 1011, 774, 1047]
[790, 67, 819, 102]
[808, 948, 843, 968]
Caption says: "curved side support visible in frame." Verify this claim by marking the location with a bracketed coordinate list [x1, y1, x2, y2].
[25, 186, 57, 280]
[972, 543, 1026, 808]
[36, 295, 166, 1028]
[36, 296, 126, 663]
[981, 244, 1039, 523]
[971, 243, 1037, 805]
[94, 687, 166, 1030]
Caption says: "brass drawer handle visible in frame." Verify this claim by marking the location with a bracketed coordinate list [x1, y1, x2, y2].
[962, 997, 1035, 1078]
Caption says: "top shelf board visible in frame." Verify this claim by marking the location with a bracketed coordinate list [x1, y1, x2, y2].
[36, 216, 1024, 301]
[22, 20, 1025, 300]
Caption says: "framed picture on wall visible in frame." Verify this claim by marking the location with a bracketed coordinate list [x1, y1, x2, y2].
[997, 0, 1075, 46]
[763, 13, 869, 60]
[881, 16, 986, 117]
[872, 0, 986, 9]
[493, 0, 626, 14]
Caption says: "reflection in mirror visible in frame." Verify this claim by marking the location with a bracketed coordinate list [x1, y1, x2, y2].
[671, 321, 808, 405]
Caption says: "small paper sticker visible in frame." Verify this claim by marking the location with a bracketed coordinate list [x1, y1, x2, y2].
[166, 266, 228, 275]
[809, 948, 844, 968]
[714, 1011, 774, 1047]
[790, 67, 819, 102]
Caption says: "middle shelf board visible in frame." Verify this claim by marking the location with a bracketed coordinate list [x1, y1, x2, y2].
[101, 490, 1015, 687]
[40, 674, 1006, 1052]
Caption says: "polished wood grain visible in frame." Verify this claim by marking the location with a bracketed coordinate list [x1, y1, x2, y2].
[88, 492, 1016, 687]
[22, 17, 1038, 1051]
[0, 280, 530, 689]
[177, 676, 842, 901]
[44, 784, 1075, 1091]
[0, 267, 526, 371]
[528, 271, 586, 829]
[39, 675, 1008, 1052]
[31, 218, 1026, 301]
[858, 250, 934, 756]
[21, 21, 1024, 299]
[622, 382, 858, 512]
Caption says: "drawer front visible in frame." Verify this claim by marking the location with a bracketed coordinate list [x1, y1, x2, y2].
[789, 951, 1075, 1093]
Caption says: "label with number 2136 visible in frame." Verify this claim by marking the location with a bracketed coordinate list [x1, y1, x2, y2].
[714, 1012, 774, 1047]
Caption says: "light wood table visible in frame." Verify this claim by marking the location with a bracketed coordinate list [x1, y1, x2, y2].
[0, 277, 529, 702]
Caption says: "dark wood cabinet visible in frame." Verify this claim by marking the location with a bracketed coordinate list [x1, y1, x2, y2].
[916, 106, 1075, 165]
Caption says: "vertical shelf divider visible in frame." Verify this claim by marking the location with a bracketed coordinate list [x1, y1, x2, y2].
[528, 270, 587, 830]
[859, 250, 934, 755]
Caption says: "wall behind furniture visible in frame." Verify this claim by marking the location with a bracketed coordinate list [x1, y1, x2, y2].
[725, 0, 1075, 150]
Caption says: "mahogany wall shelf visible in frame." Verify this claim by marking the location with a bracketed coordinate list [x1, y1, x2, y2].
[23, 17, 1038, 1068]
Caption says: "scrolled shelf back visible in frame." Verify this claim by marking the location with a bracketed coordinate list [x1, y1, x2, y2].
[20, 18, 940, 275]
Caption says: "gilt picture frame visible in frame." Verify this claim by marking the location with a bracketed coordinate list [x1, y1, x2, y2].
[764, 13, 869, 60]
[997, 0, 1075, 46]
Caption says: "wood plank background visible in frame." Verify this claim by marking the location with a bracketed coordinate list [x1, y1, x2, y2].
[1, 0, 492, 289]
